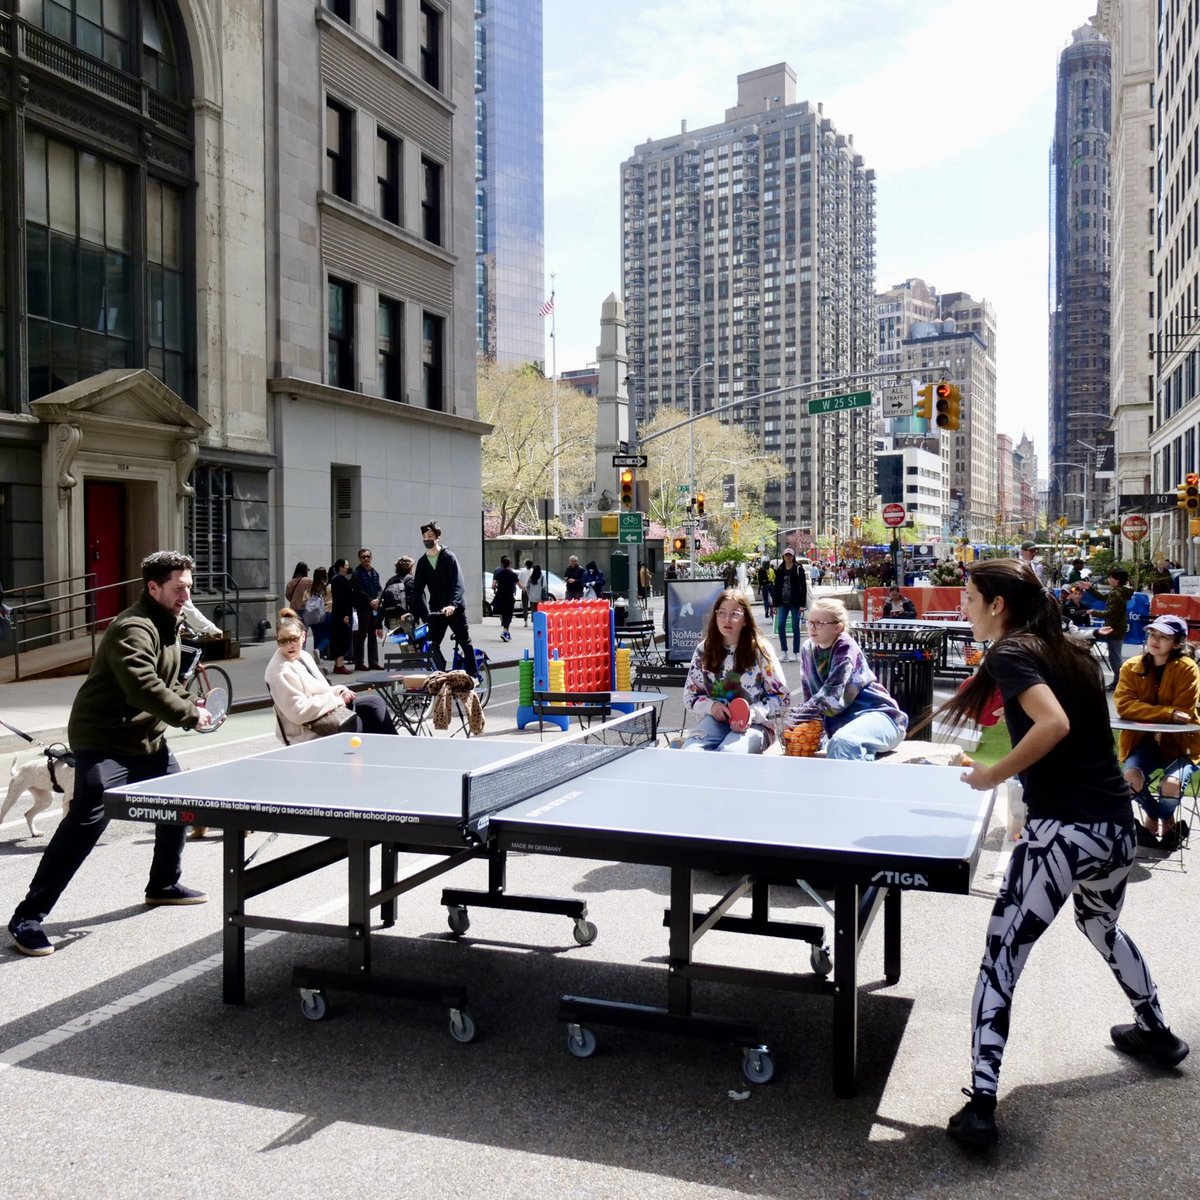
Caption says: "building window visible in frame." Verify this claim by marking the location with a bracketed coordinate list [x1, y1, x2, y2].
[328, 277, 355, 390]
[419, 2, 441, 89]
[186, 465, 231, 585]
[378, 296, 402, 400]
[25, 132, 133, 400]
[420, 156, 442, 245]
[375, 0, 398, 57]
[376, 130, 401, 225]
[421, 311, 443, 410]
[324, 0, 351, 20]
[325, 99, 353, 201]
[146, 177, 185, 397]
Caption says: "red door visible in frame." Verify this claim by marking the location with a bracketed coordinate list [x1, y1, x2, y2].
[85, 481, 127, 625]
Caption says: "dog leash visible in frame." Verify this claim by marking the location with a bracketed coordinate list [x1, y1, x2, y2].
[1, 718, 76, 793]
[0, 717, 37, 745]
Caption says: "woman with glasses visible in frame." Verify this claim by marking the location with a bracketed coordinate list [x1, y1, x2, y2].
[265, 608, 396, 743]
[782, 597, 906, 759]
[681, 589, 790, 753]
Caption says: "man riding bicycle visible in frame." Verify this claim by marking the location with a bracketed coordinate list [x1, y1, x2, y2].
[411, 520, 479, 676]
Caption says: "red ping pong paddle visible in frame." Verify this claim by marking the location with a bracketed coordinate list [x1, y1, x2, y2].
[728, 696, 751, 732]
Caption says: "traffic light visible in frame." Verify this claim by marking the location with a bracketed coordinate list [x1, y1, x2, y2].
[915, 383, 934, 421]
[619, 468, 634, 509]
[687, 495, 695, 515]
[673, 536, 687, 553]
[1187, 473, 1200, 510]
[696, 492, 706, 516]
[934, 381, 962, 431]
[1178, 480, 1190, 509]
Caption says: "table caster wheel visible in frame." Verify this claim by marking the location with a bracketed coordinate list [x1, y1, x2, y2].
[572, 918, 598, 946]
[742, 1047, 775, 1085]
[447, 905, 470, 936]
[449, 1008, 476, 1043]
[810, 944, 832, 976]
[299, 989, 328, 1022]
[566, 1024, 597, 1058]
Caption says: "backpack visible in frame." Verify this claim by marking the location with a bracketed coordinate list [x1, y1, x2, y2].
[380, 578, 410, 616]
[302, 594, 326, 626]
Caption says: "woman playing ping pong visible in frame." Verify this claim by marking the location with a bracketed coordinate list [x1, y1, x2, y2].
[680, 589, 789, 753]
[938, 558, 1186, 1149]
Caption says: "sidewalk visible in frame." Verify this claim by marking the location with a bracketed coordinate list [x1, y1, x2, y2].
[0, 603, 591, 753]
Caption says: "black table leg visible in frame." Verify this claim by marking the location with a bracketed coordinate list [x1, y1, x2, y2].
[347, 839, 370, 975]
[884, 886, 902, 984]
[381, 843, 397, 927]
[223, 830, 246, 1004]
[666, 865, 695, 1015]
[832, 880, 859, 1098]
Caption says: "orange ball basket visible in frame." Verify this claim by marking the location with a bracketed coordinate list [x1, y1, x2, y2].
[782, 719, 823, 757]
[964, 647, 983, 667]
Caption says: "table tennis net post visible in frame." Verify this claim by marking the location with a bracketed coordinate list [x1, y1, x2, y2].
[461, 707, 657, 835]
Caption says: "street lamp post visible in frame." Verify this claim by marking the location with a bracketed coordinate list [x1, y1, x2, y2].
[687, 360, 713, 507]
[1049, 461, 1088, 527]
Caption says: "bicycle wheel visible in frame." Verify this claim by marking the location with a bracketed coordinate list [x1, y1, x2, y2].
[474, 653, 492, 708]
[187, 663, 233, 706]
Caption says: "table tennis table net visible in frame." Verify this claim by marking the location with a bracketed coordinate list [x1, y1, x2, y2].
[462, 708, 657, 829]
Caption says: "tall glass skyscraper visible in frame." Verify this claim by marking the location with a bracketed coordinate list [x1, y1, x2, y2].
[475, 0, 546, 366]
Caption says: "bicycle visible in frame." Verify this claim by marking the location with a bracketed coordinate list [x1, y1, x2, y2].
[180, 646, 233, 708]
[386, 620, 492, 708]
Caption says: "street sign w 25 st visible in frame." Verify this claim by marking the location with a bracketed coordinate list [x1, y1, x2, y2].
[808, 390, 871, 415]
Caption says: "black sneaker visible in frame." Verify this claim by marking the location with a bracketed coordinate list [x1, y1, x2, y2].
[1135, 824, 1162, 849]
[144, 884, 208, 906]
[1111, 1023, 1190, 1067]
[946, 1088, 999, 1147]
[9, 919, 54, 957]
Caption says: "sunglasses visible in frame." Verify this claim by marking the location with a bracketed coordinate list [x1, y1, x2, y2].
[277, 635, 302, 645]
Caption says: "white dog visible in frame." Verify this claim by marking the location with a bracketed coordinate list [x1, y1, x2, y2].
[2, 750, 75, 837]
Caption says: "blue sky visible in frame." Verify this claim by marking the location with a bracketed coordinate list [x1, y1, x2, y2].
[542, 0, 1101, 463]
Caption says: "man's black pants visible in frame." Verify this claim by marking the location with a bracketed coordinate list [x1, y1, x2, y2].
[426, 608, 477, 674]
[12, 745, 185, 925]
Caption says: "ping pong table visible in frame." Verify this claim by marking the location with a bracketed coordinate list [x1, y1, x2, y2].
[104, 709, 994, 1095]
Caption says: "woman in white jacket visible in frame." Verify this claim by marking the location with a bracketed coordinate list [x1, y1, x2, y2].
[265, 608, 396, 743]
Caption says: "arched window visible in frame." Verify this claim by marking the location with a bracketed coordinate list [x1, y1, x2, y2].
[1, 0, 194, 408]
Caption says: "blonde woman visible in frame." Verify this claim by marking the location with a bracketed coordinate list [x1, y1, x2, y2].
[265, 608, 396, 743]
[681, 589, 790, 753]
[783, 597, 906, 759]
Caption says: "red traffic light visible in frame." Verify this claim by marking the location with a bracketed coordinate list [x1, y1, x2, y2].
[935, 383, 951, 400]
[1188, 473, 1199, 487]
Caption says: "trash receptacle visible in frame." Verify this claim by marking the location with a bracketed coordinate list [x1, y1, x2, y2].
[855, 625, 941, 739]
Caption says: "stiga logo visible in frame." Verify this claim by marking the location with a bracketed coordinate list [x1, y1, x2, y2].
[128, 806, 181, 822]
[871, 869, 929, 888]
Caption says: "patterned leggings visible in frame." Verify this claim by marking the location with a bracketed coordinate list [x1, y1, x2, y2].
[971, 817, 1166, 1095]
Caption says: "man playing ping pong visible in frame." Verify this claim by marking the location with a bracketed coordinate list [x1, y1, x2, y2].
[8, 551, 213, 957]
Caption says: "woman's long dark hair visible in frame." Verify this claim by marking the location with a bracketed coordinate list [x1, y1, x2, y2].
[291, 561, 309, 579]
[937, 559, 1100, 728]
[700, 589, 770, 676]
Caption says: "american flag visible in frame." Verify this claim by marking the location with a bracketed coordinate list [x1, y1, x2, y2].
[538, 296, 555, 318]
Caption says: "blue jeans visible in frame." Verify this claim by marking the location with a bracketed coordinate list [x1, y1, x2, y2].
[776, 606, 803, 653]
[681, 714, 767, 754]
[1095, 631, 1124, 680]
[1123, 741, 1193, 820]
[825, 710, 904, 760]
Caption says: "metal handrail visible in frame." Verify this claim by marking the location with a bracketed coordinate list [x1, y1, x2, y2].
[192, 572, 240, 633]
[5, 572, 101, 680]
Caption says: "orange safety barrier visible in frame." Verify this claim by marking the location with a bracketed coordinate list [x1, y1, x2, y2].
[1150, 593, 1200, 641]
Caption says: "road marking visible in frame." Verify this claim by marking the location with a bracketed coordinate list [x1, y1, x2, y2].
[0, 893, 348, 1072]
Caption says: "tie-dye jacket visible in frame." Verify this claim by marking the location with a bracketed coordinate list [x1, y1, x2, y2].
[786, 633, 907, 736]
[684, 642, 791, 739]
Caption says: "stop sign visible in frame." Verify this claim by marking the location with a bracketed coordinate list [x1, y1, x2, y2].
[882, 503, 907, 528]
[1121, 514, 1149, 542]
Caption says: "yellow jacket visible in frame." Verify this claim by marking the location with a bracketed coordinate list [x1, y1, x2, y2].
[1114, 652, 1200, 763]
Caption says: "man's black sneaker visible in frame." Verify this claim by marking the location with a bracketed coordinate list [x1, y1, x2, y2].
[1111, 1023, 1190, 1067]
[946, 1088, 999, 1147]
[144, 884, 208, 906]
[9, 919, 54, 956]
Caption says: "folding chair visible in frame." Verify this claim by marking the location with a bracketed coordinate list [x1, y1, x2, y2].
[531, 690, 611, 739]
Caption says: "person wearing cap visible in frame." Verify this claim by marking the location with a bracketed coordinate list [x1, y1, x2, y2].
[1114, 613, 1199, 852]
[411, 521, 478, 677]
[1064, 557, 1086, 585]
[771, 548, 808, 662]
[1018, 541, 1044, 582]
